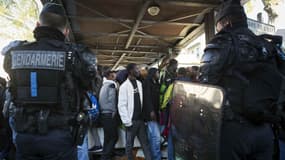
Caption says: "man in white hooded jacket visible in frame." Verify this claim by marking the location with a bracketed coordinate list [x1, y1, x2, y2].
[118, 63, 151, 160]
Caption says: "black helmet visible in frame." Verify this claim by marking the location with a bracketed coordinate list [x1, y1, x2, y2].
[40, 3, 65, 16]
[215, 0, 247, 25]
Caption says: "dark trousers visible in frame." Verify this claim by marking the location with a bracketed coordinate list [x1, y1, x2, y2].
[15, 129, 77, 160]
[0, 119, 15, 160]
[101, 113, 119, 160]
[220, 121, 274, 160]
[0, 127, 14, 159]
[126, 120, 151, 160]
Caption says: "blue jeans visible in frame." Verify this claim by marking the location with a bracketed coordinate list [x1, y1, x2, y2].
[0, 118, 14, 159]
[280, 140, 285, 160]
[77, 134, 89, 160]
[147, 121, 161, 160]
[9, 117, 17, 144]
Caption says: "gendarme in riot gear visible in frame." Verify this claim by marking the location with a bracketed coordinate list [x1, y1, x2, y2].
[2, 3, 96, 160]
[200, 0, 285, 160]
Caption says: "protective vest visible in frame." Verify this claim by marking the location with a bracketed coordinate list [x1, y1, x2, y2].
[5, 40, 84, 134]
[9, 44, 76, 107]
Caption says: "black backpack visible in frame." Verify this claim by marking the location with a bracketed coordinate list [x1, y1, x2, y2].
[224, 32, 285, 124]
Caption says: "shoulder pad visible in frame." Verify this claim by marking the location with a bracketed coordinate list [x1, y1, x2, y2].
[201, 40, 231, 65]
[68, 43, 88, 53]
[70, 43, 96, 61]
[82, 50, 97, 65]
[201, 49, 222, 64]
[1, 40, 28, 55]
[205, 34, 232, 50]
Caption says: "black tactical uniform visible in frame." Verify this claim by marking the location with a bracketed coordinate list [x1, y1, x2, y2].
[0, 78, 13, 160]
[2, 3, 96, 160]
[200, 0, 283, 160]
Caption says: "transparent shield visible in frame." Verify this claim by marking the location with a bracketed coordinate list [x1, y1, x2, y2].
[170, 81, 224, 160]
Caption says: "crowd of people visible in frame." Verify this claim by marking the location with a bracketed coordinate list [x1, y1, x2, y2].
[1, 0, 285, 160]
[95, 61, 199, 160]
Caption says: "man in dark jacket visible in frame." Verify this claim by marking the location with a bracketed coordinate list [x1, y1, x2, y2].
[143, 68, 161, 160]
[0, 78, 13, 160]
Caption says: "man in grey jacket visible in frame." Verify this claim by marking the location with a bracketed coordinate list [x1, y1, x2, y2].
[99, 70, 118, 160]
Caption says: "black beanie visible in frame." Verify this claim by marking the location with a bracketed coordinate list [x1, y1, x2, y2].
[215, 0, 247, 25]
[40, 3, 65, 16]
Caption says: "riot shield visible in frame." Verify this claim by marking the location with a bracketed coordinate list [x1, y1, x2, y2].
[170, 81, 224, 160]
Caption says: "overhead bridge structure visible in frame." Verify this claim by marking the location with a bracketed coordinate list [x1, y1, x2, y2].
[41, 0, 220, 69]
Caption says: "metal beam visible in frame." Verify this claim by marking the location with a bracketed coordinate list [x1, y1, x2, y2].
[79, 12, 201, 46]
[137, 12, 201, 30]
[98, 56, 156, 60]
[94, 44, 163, 49]
[157, 0, 219, 8]
[91, 12, 202, 51]
[112, 37, 120, 56]
[176, 23, 205, 49]
[97, 53, 159, 58]
[75, 2, 131, 30]
[112, 53, 126, 70]
[75, 1, 171, 46]
[68, 16, 199, 26]
[75, 32, 184, 40]
[168, 13, 201, 22]
[125, 1, 151, 49]
[130, 38, 142, 54]
[94, 49, 166, 55]
[175, 7, 214, 48]
[102, 62, 148, 66]
[113, 38, 143, 69]
[109, 12, 201, 36]
[194, 7, 213, 24]
[99, 59, 154, 63]
[98, 55, 157, 60]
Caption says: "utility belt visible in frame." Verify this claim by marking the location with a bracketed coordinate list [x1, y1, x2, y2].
[223, 104, 280, 125]
[13, 107, 73, 134]
[223, 111, 249, 124]
[12, 106, 88, 145]
[222, 104, 255, 124]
